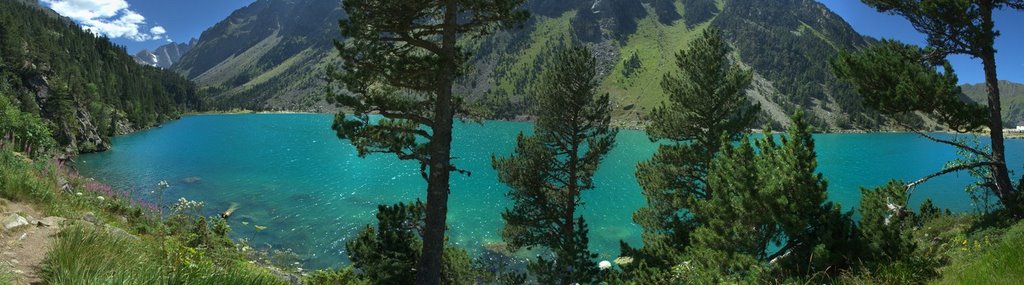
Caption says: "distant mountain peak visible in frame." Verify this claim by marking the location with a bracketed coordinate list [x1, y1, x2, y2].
[133, 40, 197, 69]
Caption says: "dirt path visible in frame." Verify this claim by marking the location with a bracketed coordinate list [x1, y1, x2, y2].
[0, 199, 63, 285]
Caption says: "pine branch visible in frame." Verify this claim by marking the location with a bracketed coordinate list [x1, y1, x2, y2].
[905, 161, 996, 193]
[376, 110, 434, 128]
[896, 121, 991, 159]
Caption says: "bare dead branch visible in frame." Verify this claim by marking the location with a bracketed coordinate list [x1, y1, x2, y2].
[896, 121, 991, 159]
[906, 161, 997, 193]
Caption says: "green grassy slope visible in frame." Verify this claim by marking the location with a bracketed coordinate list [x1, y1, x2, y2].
[180, 0, 878, 129]
[173, 0, 343, 111]
[931, 219, 1024, 284]
[0, 113, 289, 284]
[961, 80, 1024, 127]
[600, 1, 717, 121]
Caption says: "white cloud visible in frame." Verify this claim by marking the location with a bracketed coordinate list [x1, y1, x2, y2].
[41, 0, 167, 42]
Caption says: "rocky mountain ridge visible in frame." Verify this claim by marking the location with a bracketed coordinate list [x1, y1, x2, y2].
[133, 39, 198, 69]
[175, 0, 879, 130]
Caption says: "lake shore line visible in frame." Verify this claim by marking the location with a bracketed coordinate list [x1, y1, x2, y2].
[172, 112, 1024, 140]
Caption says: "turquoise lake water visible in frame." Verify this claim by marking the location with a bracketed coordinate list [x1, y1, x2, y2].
[76, 114, 1024, 269]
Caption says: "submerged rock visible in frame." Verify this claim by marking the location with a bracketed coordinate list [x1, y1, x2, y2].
[182, 176, 202, 184]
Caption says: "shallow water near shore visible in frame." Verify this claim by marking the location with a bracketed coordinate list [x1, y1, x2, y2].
[77, 114, 1024, 269]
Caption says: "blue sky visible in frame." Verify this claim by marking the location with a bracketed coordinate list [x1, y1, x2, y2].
[40, 0, 1021, 84]
[38, 0, 256, 53]
[819, 0, 1024, 84]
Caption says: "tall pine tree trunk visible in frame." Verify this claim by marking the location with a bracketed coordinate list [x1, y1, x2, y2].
[415, 1, 457, 283]
[979, 1, 1018, 216]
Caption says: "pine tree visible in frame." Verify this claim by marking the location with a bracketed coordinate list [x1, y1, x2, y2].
[832, 40, 1023, 215]
[492, 46, 617, 284]
[345, 201, 478, 285]
[628, 28, 760, 267]
[328, 1, 527, 283]
[346, 202, 424, 285]
[836, 0, 1024, 216]
[858, 180, 917, 262]
[687, 112, 859, 281]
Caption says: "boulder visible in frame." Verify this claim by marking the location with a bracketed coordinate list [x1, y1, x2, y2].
[82, 212, 98, 224]
[57, 176, 72, 193]
[2, 214, 30, 231]
[37, 216, 66, 227]
[104, 225, 140, 241]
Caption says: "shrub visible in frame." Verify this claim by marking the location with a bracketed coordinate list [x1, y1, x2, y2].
[0, 94, 55, 157]
[305, 267, 369, 285]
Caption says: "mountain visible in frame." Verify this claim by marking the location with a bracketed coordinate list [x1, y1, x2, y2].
[961, 80, 1024, 127]
[173, 0, 345, 111]
[177, 0, 877, 130]
[133, 39, 198, 69]
[0, 0, 203, 153]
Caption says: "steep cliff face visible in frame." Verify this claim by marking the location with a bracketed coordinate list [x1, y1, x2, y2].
[177, 0, 879, 130]
[134, 39, 198, 69]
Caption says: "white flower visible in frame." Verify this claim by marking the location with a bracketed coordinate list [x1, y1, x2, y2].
[96, 196, 105, 202]
[598, 260, 612, 270]
[171, 197, 205, 213]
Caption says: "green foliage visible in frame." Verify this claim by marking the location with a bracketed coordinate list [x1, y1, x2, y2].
[346, 202, 424, 284]
[961, 80, 1024, 126]
[0, 0, 202, 153]
[630, 28, 759, 267]
[173, 0, 343, 110]
[492, 46, 617, 284]
[680, 0, 719, 27]
[933, 219, 1024, 284]
[0, 267, 15, 285]
[832, 40, 988, 131]
[344, 201, 479, 284]
[713, 0, 875, 128]
[330, 0, 528, 282]
[649, 27, 758, 154]
[859, 0, 1024, 58]
[0, 143, 61, 206]
[305, 266, 370, 285]
[42, 225, 287, 285]
[0, 94, 55, 156]
[621, 51, 643, 78]
[1, 142, 281, 284]
[850, 0, 1024, 216]
[687, 112, 859, 281]
[859, 181, 918, 262]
